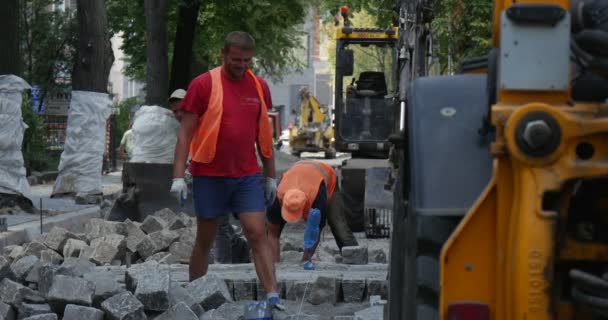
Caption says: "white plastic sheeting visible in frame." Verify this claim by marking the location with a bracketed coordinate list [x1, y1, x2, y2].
[52, 91, 112, 197]
[0, 75, 32, 202]
[130, 105, 180, 164]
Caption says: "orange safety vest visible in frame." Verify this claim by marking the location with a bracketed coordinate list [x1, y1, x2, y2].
[189, 67, 273, 163]
[277, 160, 337, 219]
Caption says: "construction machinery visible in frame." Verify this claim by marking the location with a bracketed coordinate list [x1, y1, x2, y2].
[387, 0, 608, 320]
[333, 13, 399, 159]
[288, 87, 335, 158]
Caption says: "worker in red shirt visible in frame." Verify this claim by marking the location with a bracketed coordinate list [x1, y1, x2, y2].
[170, 31, 280, 306]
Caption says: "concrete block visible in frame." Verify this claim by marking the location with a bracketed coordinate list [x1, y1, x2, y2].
[134, 267, 170, 311]
[154, 302, 197, 320]
[140, 216, 166, 234]
[46, 275, 94, 312]
[341, 246, 368, 265]
[186, 274, 232, 310]
[101, 291, 146, 320]
[62, 304, 103, 320]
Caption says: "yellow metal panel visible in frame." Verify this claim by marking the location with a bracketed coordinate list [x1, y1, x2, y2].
[336, 27, 398, 40]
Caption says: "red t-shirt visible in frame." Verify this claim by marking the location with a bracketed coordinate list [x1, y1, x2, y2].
[181, 68, 272, 177]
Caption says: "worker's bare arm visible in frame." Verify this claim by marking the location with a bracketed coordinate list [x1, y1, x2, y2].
[258, 145, 276, 179]
[173, 111, 198, 178]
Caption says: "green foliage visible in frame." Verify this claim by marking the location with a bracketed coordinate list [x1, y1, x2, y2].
[20, 0, 76, 91]
[431, 0, 493, 73]
[21, 96, 51, 173]
[113, 97, 139, 141]
[107, 0, 309, 82]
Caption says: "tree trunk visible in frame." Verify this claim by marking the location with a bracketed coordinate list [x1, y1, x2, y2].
[72, 0, 114, 92]
[169, 0, 200, 92]
[144, 0, 169, 106]
[0, 0, 21, 75]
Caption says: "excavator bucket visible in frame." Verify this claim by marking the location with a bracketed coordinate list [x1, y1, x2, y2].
[363, 166, 393, 238]
[106, 163, 195, 222]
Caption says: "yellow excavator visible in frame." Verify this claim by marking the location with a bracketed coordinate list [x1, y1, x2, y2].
[288, 86, 336, 158]
[387, 0, 608, 319]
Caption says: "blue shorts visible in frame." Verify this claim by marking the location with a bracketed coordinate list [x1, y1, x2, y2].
[192, 174, 266, 219]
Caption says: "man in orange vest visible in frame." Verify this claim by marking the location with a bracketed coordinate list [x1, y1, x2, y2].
[267, 160, 358, 265]
[169, 31, 280, 306]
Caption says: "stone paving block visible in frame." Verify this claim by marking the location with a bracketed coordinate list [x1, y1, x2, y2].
[369, 248, 387, 263]
[154, 301, 198, 320]
[168, 241, 192, 264]
[186, 274, 233, 310]
[281, 237, 303, 252]
[280, 251, 303, 265]
[18, 242, 47, 260]
[89, 241, 120, 266]
[0, 256, 16, 281]
[134, 267, 170, 311]
[78, 245, 94, 260]
[366, 279, 387, 299]
[0, 279, 44, 307]
[7, 246, 24, 262]
[307, 276, 340, 305]
[135, 235, 158, 260]
[62, 304, 104, 320]
[60, 258, 95, 277]
[167, 216, 187, 230]
[125, 262, 167, 292]
[140, 216, 166, 234]
[0, 301, 15, 320]
[21, 314, 57, 320]
[124, 220, 146, 253]
[1, 245, 19, 258]
[178, 229, 196, 247]
[39, 250, 62, 265]
[227, 278, 256, 301]
[62, 239, 88, 258]
[354, 306, 383, 320]
[341, 246, 368, 265]
[152, 208, 175, 224]
[10, 255, 39, 281]
[168, 282, 204, 317]
[85, 219, 126, 241]
[46, 275, 94, 312]
[17, 303, 51, 319]
[91, 234, 126, 256]
[40, 227, 76, 253]
[83, 270, 125, 308]
[341, 276, 366, 303]
[101, 291, 146, 320]
[144, 252, 169, 263]
[285, 281, 309, 301]
[149, 230, 179, 252]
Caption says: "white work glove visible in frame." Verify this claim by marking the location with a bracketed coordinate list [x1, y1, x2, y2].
[170, 178, 188, 204]
[264, 177, 277, 207]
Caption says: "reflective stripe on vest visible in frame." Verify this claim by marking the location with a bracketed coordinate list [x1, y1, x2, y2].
[189, 67, 273, 163]
[292, 160, 336, 199]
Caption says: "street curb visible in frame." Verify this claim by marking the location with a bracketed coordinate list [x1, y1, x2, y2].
[0, 206, 101, 247]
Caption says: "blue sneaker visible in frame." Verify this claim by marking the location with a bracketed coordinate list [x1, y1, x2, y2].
[268, 296, 286, 311]
[303, 260, 315, 270]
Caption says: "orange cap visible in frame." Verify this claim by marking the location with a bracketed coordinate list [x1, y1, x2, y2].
[281, 189, 307, 223]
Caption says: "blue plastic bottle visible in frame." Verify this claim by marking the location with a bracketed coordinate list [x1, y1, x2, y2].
[304, 208, 321, 250]
[243, 301, 272, 320]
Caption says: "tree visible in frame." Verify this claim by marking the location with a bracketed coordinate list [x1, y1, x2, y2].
[107, 0, 308, 84]
[72, 0, 114, 91]
[0, 0, 21, 75]
[169, 0, 200, 92]
[144, 0, 170, 105]
[431, 0, 493, 73]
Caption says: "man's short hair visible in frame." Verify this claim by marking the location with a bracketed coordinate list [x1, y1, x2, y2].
[224, 31, 256, 51]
